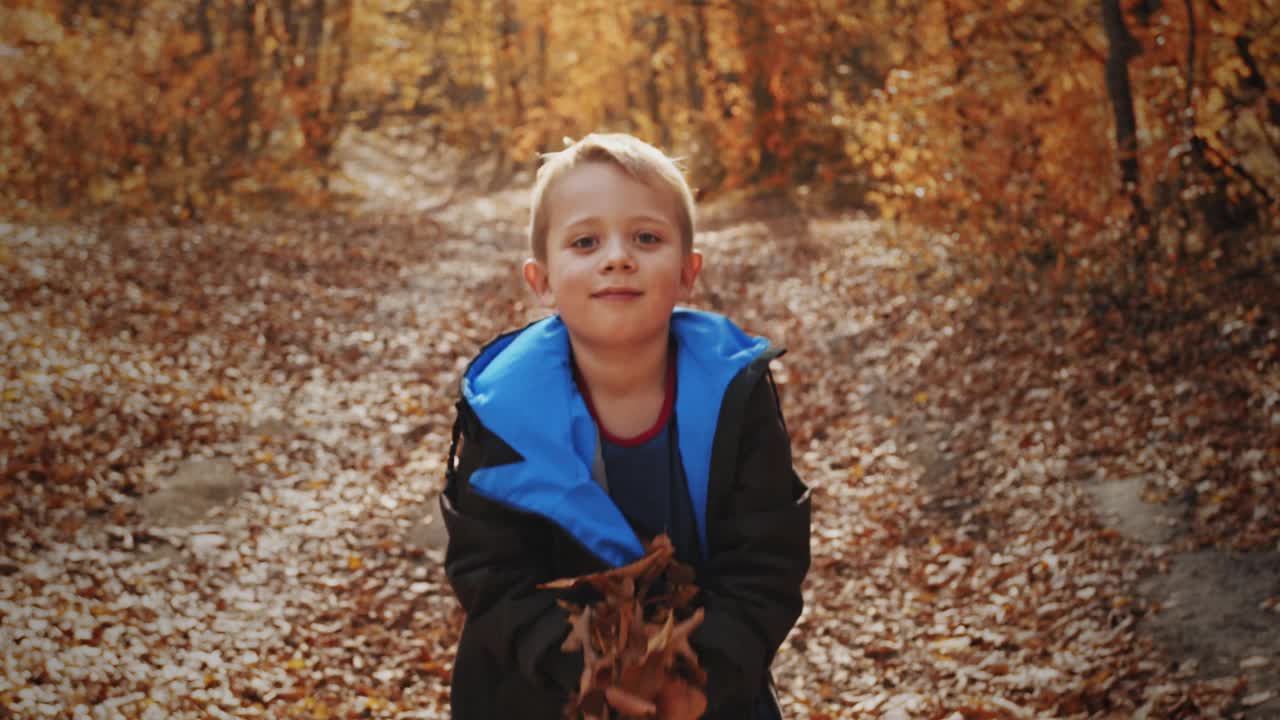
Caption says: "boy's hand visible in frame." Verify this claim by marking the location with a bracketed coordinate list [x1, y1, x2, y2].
[545, 535, 709, 719]
[654, 674, 707, 719]
[602, 672, 705, 719]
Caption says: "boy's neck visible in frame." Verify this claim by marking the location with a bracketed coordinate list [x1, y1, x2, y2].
[568, 331, 669, 402]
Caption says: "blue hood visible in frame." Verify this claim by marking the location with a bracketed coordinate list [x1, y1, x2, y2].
[461, 308, 771, 567]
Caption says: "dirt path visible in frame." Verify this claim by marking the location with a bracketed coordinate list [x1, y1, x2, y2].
[692, 212, 1278, 718]
[0, 210, 527, 718]
[853, 309, 1279, 719]
[1088, 477, 1280, 717]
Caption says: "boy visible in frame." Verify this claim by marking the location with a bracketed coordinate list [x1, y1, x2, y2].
[440, 133, 810, 719]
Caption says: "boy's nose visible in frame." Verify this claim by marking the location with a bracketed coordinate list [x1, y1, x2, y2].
[601, 236, 635, 271]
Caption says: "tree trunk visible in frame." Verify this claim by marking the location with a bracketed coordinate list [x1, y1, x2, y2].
[305, 0, 326, 80]
[536, 21, 548, 120]
[323, 0, 354, 165]
[124, 0, 143, 35]
[943, 1, 975, 152]
[281, 0, 300, 45]
[1100, 0, 1147, 226]
[487, 0, 516, 190]
[196, 0, 214, 53]
[238, 0, 258, 158]
[647, 15, 670, 148]
[499, 0, 524, 122]
[680, 13, 704, 113]
[1235, 35, 1280, 129]
[735, 5, 778, 179]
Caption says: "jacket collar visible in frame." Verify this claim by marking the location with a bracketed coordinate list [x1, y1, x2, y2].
[462, 309, 770, 566]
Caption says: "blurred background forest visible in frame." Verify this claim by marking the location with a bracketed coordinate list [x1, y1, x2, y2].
[3, 0, 1278, 299]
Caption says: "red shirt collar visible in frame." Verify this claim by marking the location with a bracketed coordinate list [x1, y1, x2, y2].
[573, 349, 676, 448]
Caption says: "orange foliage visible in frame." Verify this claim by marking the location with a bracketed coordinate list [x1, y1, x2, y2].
[2, 0, 1277, 280]
[806, 0, 1278, 290]
[0, 1, 353, 221]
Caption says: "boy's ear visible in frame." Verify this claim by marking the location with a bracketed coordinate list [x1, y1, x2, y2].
[679, 250, 703, 298]
[522, 258, 557, 308]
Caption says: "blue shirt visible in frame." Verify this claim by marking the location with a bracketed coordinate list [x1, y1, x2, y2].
[600, 415, 701, 568]
[575, 353, 701, 567]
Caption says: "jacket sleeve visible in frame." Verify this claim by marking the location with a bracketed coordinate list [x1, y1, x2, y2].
[439, 403, 583, 695]
[691, 371, 811, 711]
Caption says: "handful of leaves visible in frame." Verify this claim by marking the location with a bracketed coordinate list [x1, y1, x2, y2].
[539, 534, 708, 720]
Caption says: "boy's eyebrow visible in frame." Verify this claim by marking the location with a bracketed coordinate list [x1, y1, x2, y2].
[629, 213, 677, 227]
[559, 213, 676, 230]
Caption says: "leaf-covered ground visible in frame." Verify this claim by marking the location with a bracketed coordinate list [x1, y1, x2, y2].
[1, 196, 1277, 718]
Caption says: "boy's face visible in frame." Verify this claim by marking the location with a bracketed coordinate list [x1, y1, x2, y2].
[523, 161, 701, 352]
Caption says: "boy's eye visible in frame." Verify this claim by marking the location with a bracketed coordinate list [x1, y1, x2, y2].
[636, 231, 661, 245]
[570, 235, 597, 249]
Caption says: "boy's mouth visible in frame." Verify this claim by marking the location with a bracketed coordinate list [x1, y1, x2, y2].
[591, 288, 643, 299]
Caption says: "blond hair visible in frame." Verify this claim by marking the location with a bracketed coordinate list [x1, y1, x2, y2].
[527, 133, 696, 260]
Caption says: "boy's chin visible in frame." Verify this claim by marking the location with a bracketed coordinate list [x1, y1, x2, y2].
[564, 319, 673, 349]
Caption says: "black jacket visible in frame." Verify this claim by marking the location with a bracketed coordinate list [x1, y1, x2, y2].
[440, 311, 811, 719]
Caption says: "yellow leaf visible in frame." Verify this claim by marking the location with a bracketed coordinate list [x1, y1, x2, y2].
[914, 392, 929, 404]
[347, 554, 363, 570]
[171, 32, 204, 57]
[13, 9, 65, 44]
[88, 178, 119, 204]
[285, 657, 306, 671]
[1086, 669, 1111, 687]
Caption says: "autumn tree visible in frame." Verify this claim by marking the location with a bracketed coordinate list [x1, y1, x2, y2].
[0, 0, 356, 220]
[3, 0, 1275, 294]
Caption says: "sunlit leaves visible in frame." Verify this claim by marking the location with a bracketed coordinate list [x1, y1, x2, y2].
[0, 206, 506, 717]
[0, 2, 356, 222]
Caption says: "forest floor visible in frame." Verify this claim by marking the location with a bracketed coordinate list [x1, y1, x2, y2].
[2, 138, 1279, 718]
